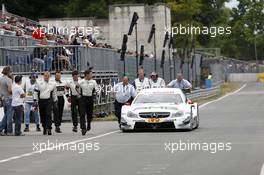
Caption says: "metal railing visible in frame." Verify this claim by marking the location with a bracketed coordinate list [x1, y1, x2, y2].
[187, 85, 221, 101]
[0, 34, 55, 47]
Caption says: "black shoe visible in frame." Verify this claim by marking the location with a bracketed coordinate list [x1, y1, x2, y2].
[87, 122, 91, 131]
[43, 128, 47, 135]
[81, 129, 87, 136]
[36, 125, 41, 132]
[6, 133, 14, 136]
[24, 127, 29, 132]
[15, 133, 25, 136]
[47, 129, 52, 135]
[55, 127, 62, 133]
[72, 126, 77, 132]
[36, 126, 41, 132]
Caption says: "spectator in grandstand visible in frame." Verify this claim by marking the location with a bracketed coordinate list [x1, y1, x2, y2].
[32, 47, 45, 71]
[87, 34, 96, 46]
[23, 72, 41, 132]
[55, 49, 72, 71]
[15, 29, 23, 37]
[71, 33, 82, 45]
[82, 35, 93, 47]
[44, 47, 54, 71]
[12, 75, 25, 136]
[0, 66, 13, 136]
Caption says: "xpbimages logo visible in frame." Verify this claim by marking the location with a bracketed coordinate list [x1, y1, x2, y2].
[32, 24, 101, 37]
[167, 24, 232, 38]
[164, 140, 232, 154]
[32, 140, 100, 154]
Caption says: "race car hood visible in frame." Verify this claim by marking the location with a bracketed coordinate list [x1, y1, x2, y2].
[126, 103, 186, 113]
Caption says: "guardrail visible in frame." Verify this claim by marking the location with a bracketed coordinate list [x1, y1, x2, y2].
[187, 85, 221, 101]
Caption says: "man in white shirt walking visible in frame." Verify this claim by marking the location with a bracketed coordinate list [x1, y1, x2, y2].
[34, 71, 57, 135]
[66, 70, 81, 132]
[77, 69, 98, 135]
[53, 70, 66, 133]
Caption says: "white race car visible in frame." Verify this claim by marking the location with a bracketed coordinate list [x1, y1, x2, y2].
[120, 88, 199, 131]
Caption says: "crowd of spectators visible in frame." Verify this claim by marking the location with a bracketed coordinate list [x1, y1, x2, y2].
[0, 6, 156, 69]
[0, 10, 115, 49]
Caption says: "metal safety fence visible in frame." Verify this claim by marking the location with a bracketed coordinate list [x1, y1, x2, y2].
[187, 85, 221, 101]
[0, 34, 55, 47]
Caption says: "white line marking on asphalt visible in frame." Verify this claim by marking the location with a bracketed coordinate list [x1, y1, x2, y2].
[260, 163, 264, 175]
[0, 130, 119, 164]
[136, 171, 161, 174]
[199, 83, 247, 109]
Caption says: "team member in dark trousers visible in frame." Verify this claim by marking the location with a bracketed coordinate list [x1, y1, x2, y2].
[53, 70, 66, 133]
[12, 75, 26, 136]
[113, 76, 136, 126]
[77, 69, 98, 135]
[66, 70, 81, 132]
[34, 71, 57, 135]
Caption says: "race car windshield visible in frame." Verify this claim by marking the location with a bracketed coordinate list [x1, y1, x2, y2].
[134, 93, 183, 104]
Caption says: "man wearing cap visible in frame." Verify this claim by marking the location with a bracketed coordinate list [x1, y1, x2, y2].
[23, 72, 41, 132]
[149, 72, 165, 88]
[133, 68, 150, 92]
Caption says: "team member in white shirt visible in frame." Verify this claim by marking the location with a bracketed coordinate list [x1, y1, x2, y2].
[23, 72, 41, 132]
[76, 69, 98, 135]
[66, 70, 81, 132]
[133, 68, 150, 92]
[12, 75, 26, 136]
[113, 76, 136, 126]
[53, 70, 66, 133]
[167, 73, 192, 92]
[34, 71, 57, 135]
[149, 72, 165, 88]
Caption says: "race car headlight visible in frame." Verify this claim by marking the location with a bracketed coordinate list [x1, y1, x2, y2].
[171, 111, 184, 118]
[127, 111, 138, 118]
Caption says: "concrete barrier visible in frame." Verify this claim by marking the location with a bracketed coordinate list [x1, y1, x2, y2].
[228, 73, 260, 82]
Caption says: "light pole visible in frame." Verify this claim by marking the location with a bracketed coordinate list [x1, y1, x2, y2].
[254, 27, 258, 73]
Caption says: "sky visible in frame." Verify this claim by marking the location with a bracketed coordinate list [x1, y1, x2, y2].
[225, 0, 239, 8]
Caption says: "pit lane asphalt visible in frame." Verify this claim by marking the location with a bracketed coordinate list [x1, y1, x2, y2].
[0, 83, 263, 175]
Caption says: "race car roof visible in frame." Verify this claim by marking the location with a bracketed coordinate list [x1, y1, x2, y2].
[138, 88, 183, 95]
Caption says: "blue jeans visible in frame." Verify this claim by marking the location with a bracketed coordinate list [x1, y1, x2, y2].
[24, 102, 40, 126]
[0, 98, 13, 133]
[33, 58, 45, 71]
[44, 52, 53, 71]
